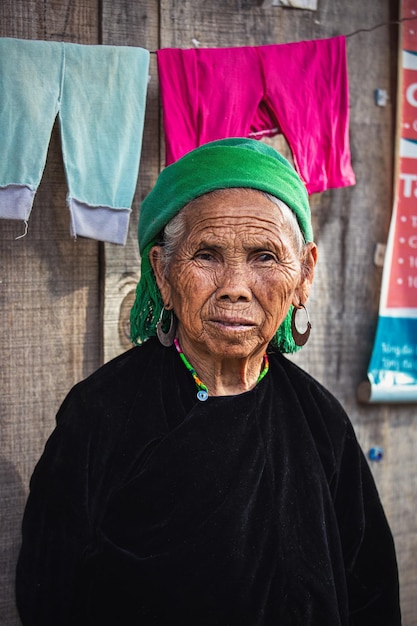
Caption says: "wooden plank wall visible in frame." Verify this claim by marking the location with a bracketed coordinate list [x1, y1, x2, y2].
[1, 0, 416, 624]
[0, 2, 102, 624]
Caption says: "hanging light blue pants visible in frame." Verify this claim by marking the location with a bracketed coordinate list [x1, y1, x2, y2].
[0, 38, 150, 244]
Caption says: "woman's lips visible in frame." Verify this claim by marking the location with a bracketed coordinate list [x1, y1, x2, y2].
[209, 318, 256, 329]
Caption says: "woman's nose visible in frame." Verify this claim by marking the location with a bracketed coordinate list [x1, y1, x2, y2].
[215, 265, 252, 302]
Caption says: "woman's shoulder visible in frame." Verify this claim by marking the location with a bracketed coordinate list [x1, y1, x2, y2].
[269, 350, 351, 441]
[271, 349, 344, 401]
[268, 351, 362, 488]
[57, 338, 164, 421]
[78, 337, 161, 388]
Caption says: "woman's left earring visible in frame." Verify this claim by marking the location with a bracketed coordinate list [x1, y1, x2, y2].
[156, 307, 176, 347]
[291, 304, 311, 347]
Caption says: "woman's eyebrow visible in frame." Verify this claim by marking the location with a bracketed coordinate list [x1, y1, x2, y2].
[193, 238, 225, 250]
[242, 238, 282, 251]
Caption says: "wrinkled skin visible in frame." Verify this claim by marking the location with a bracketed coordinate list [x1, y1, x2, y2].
[150, 189, 318, 396]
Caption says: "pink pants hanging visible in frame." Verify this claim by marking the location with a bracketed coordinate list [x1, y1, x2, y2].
[157, 36, 355, 194]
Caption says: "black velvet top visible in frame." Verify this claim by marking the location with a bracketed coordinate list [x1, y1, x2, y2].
[16, 338, 401, 625]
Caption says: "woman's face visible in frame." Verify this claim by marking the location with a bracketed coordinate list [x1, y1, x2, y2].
[151, 189, 317, 361]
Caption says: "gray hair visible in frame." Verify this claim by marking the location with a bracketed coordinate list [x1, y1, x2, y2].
[262, 193, 306, 253]
[159, 189, 306, 275]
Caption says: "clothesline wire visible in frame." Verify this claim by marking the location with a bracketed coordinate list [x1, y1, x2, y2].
[149, 15, 417, 53]
[345, 14, 417, 38]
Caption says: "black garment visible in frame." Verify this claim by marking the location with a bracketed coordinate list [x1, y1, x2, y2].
[16, 338, 401, 625]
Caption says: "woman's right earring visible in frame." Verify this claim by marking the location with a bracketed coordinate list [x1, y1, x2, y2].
[156, 307, 176, 347]
[291, 304, 311, 347]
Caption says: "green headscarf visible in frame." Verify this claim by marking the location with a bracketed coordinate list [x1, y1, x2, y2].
[130, 137, 313, 353]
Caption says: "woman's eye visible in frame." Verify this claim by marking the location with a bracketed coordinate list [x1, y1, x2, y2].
[194, 251, 215, 261]
[255, 252, 277, 263]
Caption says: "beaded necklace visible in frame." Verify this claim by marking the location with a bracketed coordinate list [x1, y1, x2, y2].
[173, 337, 269, 402]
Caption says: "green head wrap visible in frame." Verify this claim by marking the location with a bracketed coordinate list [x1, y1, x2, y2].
[130, 137, 313, 353]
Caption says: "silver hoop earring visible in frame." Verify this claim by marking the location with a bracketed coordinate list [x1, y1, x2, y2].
[291, 304, 311, 347]
[156, 307, 176, 347]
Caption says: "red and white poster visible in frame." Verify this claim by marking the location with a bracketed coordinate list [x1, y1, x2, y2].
[366, 0, 417, 401]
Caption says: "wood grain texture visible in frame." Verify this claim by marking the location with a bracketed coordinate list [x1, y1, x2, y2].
[101, 0, 160, 362]
[0, 3, 101, 624]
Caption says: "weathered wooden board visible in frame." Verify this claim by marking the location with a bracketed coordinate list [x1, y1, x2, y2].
[101, 0, 161, 362]
[0, 2, 101, 625]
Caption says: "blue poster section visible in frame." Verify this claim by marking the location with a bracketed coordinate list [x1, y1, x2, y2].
[368, 316, 417, 401]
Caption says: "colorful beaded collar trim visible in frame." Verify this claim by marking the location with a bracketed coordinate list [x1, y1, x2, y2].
[173, 337, 269, 402]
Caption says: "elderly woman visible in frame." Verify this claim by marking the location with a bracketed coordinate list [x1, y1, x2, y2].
[16, 138, 401, 625]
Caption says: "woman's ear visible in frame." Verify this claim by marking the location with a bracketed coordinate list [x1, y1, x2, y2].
[294, 242, 318, 305]
[149, 245, 172, 308]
